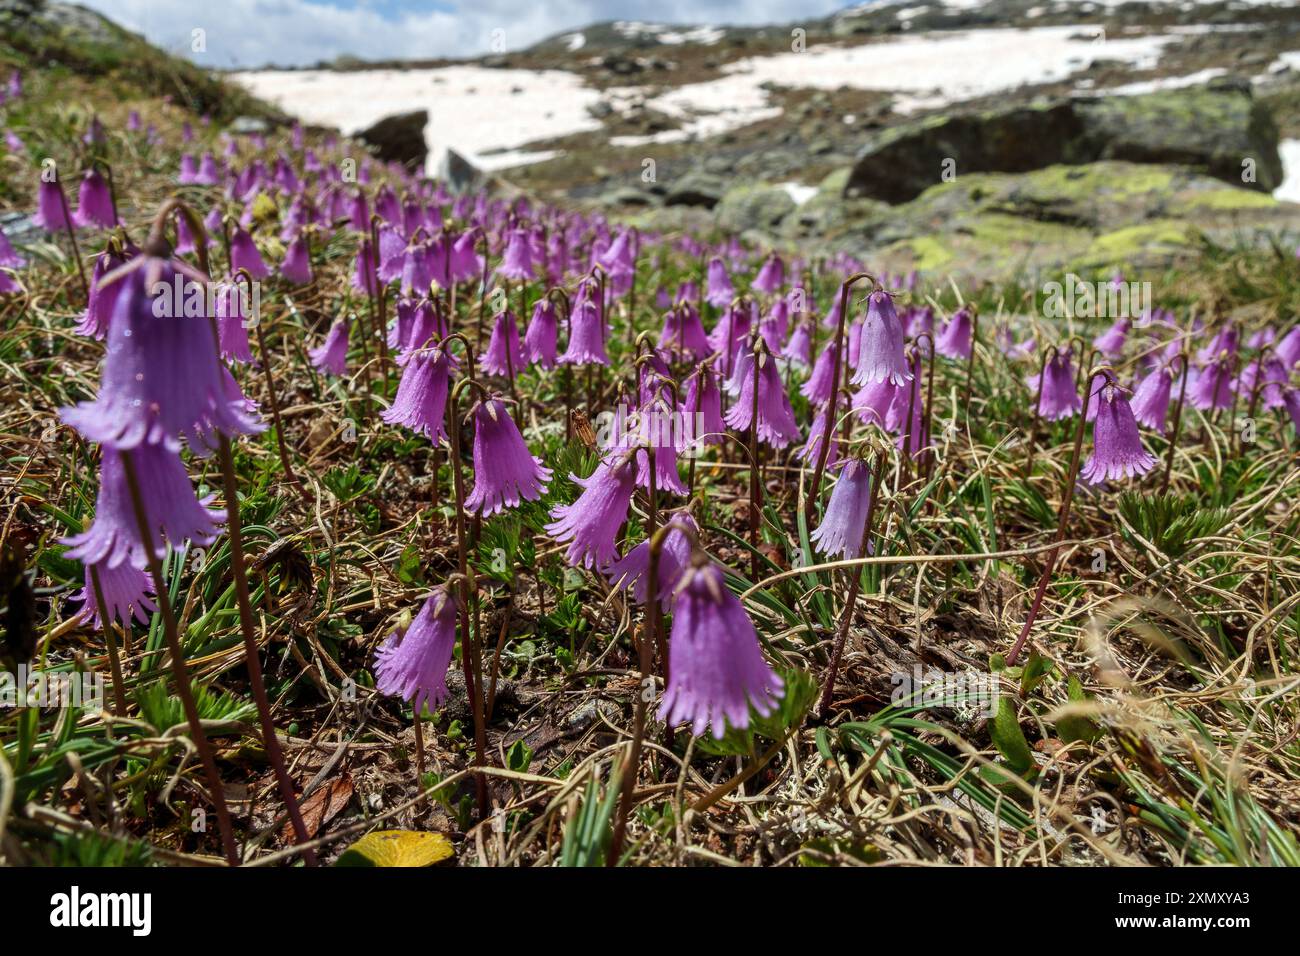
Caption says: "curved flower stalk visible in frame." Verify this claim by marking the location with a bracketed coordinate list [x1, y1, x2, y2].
[1008, 366, 1127, 667]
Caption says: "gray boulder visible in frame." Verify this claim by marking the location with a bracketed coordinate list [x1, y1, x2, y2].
[357, 109, 429, 171]
[664, 171, 727, 209]
[845, 81, 1283, 203]
[715, 183, 796, 234]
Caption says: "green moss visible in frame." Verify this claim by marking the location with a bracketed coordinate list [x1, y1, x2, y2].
[1019, 162, 1176, 201]
[1180, 188, 1279, 211]
[898, 236, 956, 271]
[1089, 222, 1191, 259]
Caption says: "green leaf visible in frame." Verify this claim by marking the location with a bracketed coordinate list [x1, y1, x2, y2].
[696, 666, 815, 756]
[989, 696, 1037, 779]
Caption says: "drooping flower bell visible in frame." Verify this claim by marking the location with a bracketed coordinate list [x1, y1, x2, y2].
[852, 289, 911, 387]
[74, 559, 156, 631]
[632, 398, 689, 496]
[811, 458, 873, 559]
[558, 295, 609, 366]
[280, 232, 313, 285]
[934, 306, 973, 361]
[34, 175, 74, 232]
[72, 168, 117, 229]
[605, 514, 697, 609]
[481, 311, 525, 377]
[213, 281, 254, 364]
[782, 319, 812, 367]
[797, 403, 840, 469]
[1092, 318, 1130, 359]
[658, 554, 785, 739]
[229, 226, 270, 279]
[75, 244, 132, 339]
[800, 344, 839, 405]
[1284, 388, 1300, 436]
[524, 298, 559, 368]
[374, 585, 460, 715]
[545, 452, 637, 569]
[751, 253, 784, 296]
[1027, 348, 1082, 421]
[464, 397, 551, 516]
[725, 346, 801, 448]
[1276, 325, 1300, 368]
[1190, 355, 1235, 411]
[61, 257, 263, 452]
[885, 351, 928, 458]
[381, 341, 450, 442]
[853, 378, 897, 428]
[683, 365, 725, 450]
[0, 230, 25, 270]
[705, 256, 734, 309]
[1080, 380, 1157, 484]
[62, 444, 226, 570]
[310, 319, 350, 376]
[1130, 363, 1175, 435]
[499, 227, 536, 281]
[708, 302, 752, 371]
[659, 303, 711, 357]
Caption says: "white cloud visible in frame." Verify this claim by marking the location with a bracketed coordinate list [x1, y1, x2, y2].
[78, 0, 842, 68]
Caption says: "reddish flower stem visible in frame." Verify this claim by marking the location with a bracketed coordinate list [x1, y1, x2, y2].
[806, 273, 873, 530]
[1006, 368, 1109, 666]
[119, 451, 240, 866]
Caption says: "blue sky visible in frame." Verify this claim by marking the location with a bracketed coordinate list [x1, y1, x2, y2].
[80, 0, 849, 69]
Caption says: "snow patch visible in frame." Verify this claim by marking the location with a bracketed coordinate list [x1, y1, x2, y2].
[1276, 140, 1300, 205]
[231, 66, 603, 173]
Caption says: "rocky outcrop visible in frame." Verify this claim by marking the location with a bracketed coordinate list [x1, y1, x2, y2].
[439, 148, 483, 194]
[357, 110, 429, 171]
[663, 171, 727, 208]
[715, 183, 796, 234]
[845, 81, 1283, 203]
[823, 161, 1300, 280]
